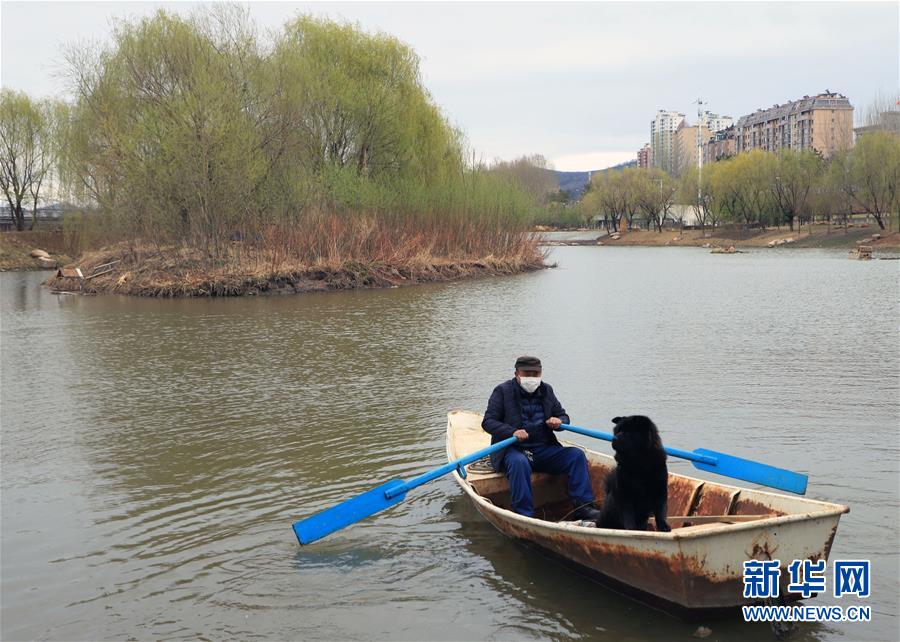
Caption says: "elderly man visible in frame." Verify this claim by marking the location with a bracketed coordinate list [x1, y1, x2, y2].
[482, 356, 601, 521]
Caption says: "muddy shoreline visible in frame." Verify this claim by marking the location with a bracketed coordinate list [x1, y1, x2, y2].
[44, 245, 547, 297]
[0, 231, 72, 271]
[539, 227, 900, 251]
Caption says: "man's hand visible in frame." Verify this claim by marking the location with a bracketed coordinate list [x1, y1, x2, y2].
[513, 429, 529, 441]
[545, 417, 562, 430]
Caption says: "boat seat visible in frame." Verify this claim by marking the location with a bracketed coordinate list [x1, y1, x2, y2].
[466, 469, 570, 516]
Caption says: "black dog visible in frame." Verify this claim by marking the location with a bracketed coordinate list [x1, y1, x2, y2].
[596, 415, 671, 532]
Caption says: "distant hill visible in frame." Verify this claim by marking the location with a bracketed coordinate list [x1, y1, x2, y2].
[550, 160, 637, 201]
[553, 171, 593, 200]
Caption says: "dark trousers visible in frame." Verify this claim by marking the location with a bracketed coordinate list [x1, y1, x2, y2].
[500, 443, 595, 517]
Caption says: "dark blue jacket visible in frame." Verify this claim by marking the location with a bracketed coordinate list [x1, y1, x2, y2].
[482, 378, 570, 468]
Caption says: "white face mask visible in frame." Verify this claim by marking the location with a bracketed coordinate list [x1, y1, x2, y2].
[518, 376, 541, 394]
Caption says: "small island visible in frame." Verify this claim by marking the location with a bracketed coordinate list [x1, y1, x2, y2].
[5, 12, 547, 297]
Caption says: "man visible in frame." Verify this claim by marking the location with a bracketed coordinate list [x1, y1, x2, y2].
[482, 356, 601, 521]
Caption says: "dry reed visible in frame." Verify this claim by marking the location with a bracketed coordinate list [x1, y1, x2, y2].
[48, 214, 546, 297]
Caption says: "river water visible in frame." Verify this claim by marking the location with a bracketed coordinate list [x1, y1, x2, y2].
[2, 247, 898, 641]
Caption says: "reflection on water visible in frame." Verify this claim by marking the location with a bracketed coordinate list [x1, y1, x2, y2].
[2, 247, 898, 641]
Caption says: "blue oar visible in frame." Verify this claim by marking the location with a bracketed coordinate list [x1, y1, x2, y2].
[560, 423, 808, 495]
[293, 436, 519, 545]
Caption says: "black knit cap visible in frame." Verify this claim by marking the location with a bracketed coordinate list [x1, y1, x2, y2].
[514, 355, 542, 370]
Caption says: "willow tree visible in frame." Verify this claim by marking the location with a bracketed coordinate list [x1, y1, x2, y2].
[0, 90, 65, 230]
[65, 9, 271, 253]
[808, 167, 849, 232]
[63, 9, 539, 265]
[583, 169, 625, 231]
[634, 168, 676, 232]
[700, 161, 726, 230]
[706, 158, 743, 228]
[270, 17, 466, 213]
[488, 154, 557, 204]
[710, 150, 776, 229]
[619, 168, 645, 229]
[833, 131, 900, 230]
[770, 149, 823, 231]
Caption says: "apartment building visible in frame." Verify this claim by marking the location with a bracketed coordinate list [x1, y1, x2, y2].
[702, 126, 737, 164]
[734, 91, 853, 158]
[673, 122, 711, 176]
[698, 110, 733, 134]
[650, 110, 685, 175]
[637, 143, 651, 169]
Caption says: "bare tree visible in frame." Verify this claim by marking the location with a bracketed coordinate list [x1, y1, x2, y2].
[489, 154, 557, 203]
[859, 90, 900, 132]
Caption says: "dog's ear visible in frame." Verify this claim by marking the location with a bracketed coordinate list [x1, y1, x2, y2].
[611, 416, 623, 424]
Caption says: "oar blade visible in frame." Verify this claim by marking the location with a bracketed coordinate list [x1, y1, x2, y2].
[292, 479, 407, 545]
[691, 448, 808, 495]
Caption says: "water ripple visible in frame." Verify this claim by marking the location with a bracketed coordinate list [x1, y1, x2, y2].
[2, 250, 898, 642]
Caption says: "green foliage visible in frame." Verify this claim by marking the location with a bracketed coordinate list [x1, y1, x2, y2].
[701, 161, 728, 229]
[487, 154, 557, 204]
[66, 9, 269, 249]
[770, 149, 822, 230]
[0, 90, 65, 230]
[699, 133, 900, 231]
[62, 9, 538, 256]
[592, 143, 895, 234]
[634, 167, 676, 232]
[532, 202, 585, 228]
[547, 189, 571, 204]
[487, 154, 574, 227]
[831, 131, 900, 230]
[582, 166, 675, 231]
[582, 168, 627, 230]
[704, 150, 777, 228]
[272, 16, 464, 188]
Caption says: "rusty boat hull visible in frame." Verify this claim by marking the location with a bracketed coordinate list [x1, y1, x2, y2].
[447, 410, 848, 612]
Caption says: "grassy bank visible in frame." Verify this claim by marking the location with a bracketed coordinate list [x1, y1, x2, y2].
[0, 231, 73, 271]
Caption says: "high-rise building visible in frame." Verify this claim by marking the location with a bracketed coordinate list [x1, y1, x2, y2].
[734, 91, 853, 158]
[650, 110, 685, 175]
[637, 143, 651, 169]
[673, 122, 712, 176]
[698, 110, 733, 134]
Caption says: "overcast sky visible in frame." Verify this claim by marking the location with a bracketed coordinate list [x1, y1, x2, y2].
[2, 1, 897, 171]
